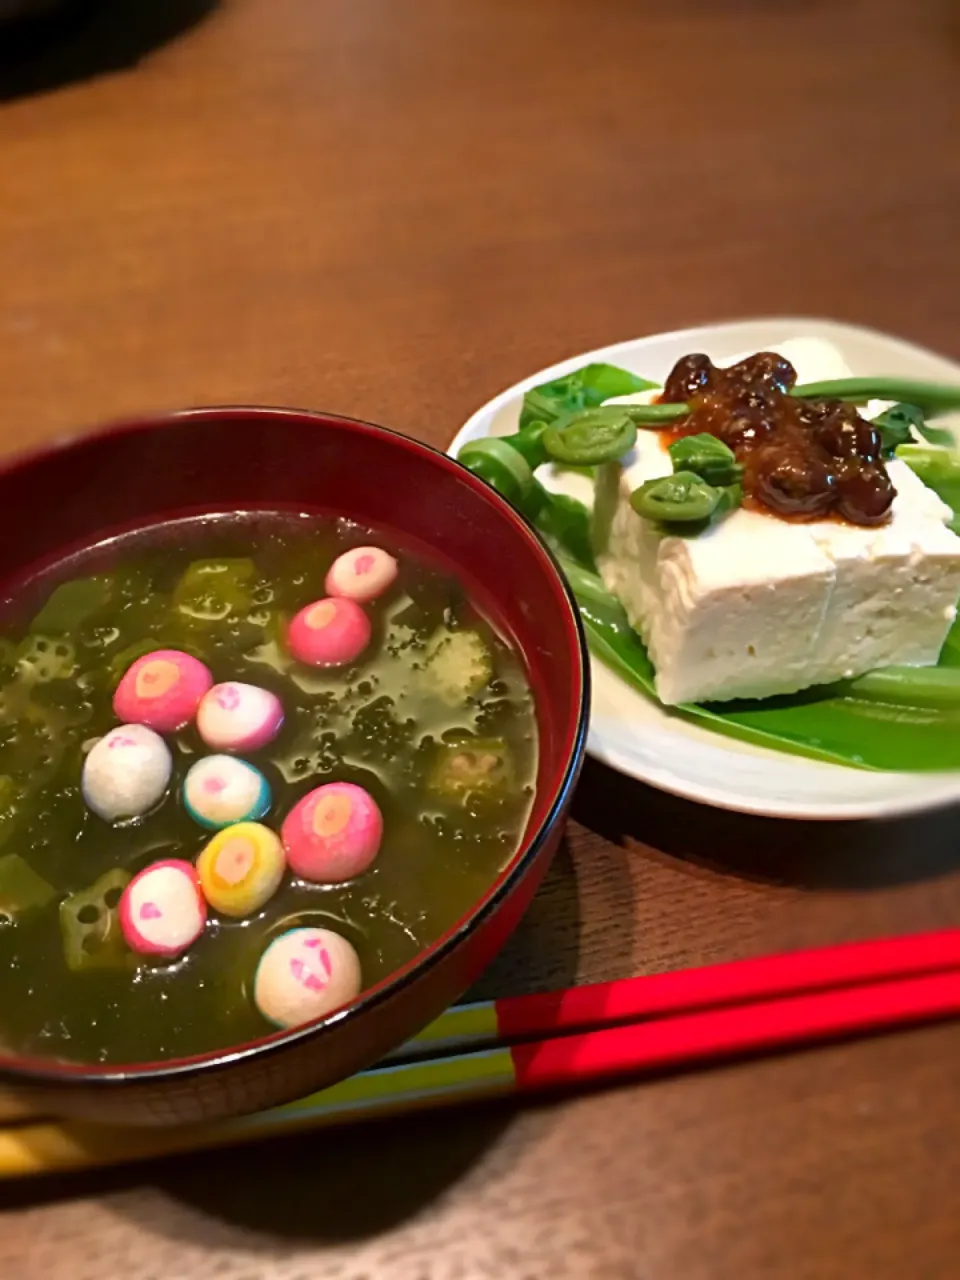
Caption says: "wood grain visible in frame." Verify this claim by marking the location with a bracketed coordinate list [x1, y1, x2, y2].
[1, 0, 960, 1275]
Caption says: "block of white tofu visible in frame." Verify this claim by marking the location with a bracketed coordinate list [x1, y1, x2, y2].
[591, 341, 960, 706]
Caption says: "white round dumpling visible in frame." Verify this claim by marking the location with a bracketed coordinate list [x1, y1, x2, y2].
[82, 724, 172, 822]
[254, 927, 361, 1029]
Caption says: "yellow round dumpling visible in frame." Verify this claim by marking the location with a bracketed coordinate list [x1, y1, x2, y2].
[196, 822, 286, 918]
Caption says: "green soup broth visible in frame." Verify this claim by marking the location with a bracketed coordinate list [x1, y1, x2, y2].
[0, 512, 537, 1065]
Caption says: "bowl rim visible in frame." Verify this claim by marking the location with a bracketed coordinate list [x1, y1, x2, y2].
[0, 404, 590, 1087]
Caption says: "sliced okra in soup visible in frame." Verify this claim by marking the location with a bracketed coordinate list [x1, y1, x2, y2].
[0, 853, 56, 925]
[420, 629, 493, 705]
[29, 576, 116, 635]
[0, 703, 66, 789]
[59, 868, 132, 972]
[427, 737, 515, 804]
[16, 635, 77, 684]
[173, 558, 258, 623]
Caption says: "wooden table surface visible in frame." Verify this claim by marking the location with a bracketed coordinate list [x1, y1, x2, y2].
[1, 0, 959, 1276]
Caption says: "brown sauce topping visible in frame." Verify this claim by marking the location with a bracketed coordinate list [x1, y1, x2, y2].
[659, 352, 896, 526]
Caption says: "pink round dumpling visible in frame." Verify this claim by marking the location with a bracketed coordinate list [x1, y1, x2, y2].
[254, 927, 361, 1029]
[113, 650, 212, 732]
[119, 859, 207, 958]
[196, 682, 284, 752]
[286, 597, 370, 667]
[281, 782, 383, 883]
[325, 546, 398, 603]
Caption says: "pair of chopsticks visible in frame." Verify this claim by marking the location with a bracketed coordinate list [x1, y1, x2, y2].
[2, 928, 959, 1180]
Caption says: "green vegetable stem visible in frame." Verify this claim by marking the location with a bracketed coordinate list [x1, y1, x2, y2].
[457, 432, 595, 565]
[620, 377, 960, 426]
[543, 408, 637, 466]
[535, 489, 595, 568]
[791, 377, 960, 413]
[503, 421, 550, 469]
[518, 363, 657, 431]
[667, 433, 742, 486]
[630, 471, 721, 524]
[457, 437, 542, 514]
[621, 403, 689, 424]
[712, 482, 744, 519]
[842, 666, 960, 709]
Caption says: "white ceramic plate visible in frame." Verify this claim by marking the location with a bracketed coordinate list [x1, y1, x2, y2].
[448, 317, 960, 821]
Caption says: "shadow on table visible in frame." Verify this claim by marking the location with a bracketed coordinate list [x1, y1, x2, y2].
[572, 757, 960, 891]
[0, 1097, 524, 1238]
[151, 1101, 524, 1244]
[0, 0, 218, 102]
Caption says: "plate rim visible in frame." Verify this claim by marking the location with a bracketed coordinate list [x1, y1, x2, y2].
[448, 315, 960, 821]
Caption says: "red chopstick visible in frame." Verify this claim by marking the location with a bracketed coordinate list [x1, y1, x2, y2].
[500, 928, 960, 1035]
[510, 967, 960, 1089]
[399, 929, 960, 1061]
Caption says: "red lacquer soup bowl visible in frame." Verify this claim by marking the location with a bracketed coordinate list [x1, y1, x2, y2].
[0, 408, 588, 1127]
